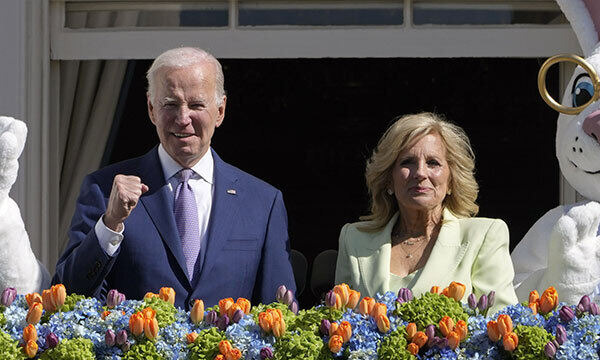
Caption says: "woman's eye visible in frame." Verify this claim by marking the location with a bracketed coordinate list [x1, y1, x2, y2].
[572, 79, 594, 107]
[399, 158, 414, 166]
[427, 160, 441, 166]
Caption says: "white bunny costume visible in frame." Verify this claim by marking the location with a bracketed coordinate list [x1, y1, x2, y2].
[0, 116, 50, 294]
[512, 0, 600, 305]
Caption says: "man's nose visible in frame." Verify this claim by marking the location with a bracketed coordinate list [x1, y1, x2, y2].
[175, 107, 192, 126]
[583, 109, 600, 145]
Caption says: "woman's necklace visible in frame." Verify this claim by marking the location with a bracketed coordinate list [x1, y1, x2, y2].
[391, 234, 429, 259]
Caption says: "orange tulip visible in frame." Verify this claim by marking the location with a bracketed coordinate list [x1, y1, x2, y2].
[25, 340, 38, 358]
[430, 286, 441, 294]
[129, 313, 144, 336]
[347, 290, 361, 310]
[101, 310, 111, 320]
[497, 314, 513, 336]
[413, 331, 428, 348]
[267, 308, 283, 323]
[405, 323, 417, 340]
[25, 293, 42, 308]
[41, 289, 56, 313]
[370, 303, 387, 320]
[142, 307, 156, 320]
[236, 298, 251, 314]
[144, 317, 159, 340]
[227, 303, 241, 320]
[51, 284, 66, 310]
[191, 299, 204, 324]
[359, 297, 376, 316]
[23, 324, 37, 343]
[407, 343, 419, 355]
[441, 287, 450, 297]
[439, 316, 455, 337]
[329, 322, 339, 337]
[539, 287, 558, 314]
[447, 282, 466, 302]
[529, 290, 539, 305]
[272, 317, 286, 337]
[447, 331, 460, 350]
[502, 332, 519, 352]
[258, 312, 273, 332]
[487, 320, 501, 342]
[186, 332, 198, 344]
[328, 334, 343, 353]
[225, 349, 242, 360]
[333, 284, 350, 306]
[159, 287, 175, 305]
[335, 321, 352, 343]
[528, 302, 538, 315]
[376, 314, 390, 333]
[144, 292, 159, 300]
[455, 320, 468, 341]
[332, 292, 343, 310]
[219, 340, 233, 355]
[214, 355, 225, 360]
[26, 302, 43, 325]
[219, 298, 234, 317]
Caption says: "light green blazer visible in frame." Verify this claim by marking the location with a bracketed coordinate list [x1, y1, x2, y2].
[335, 209, 518, 314]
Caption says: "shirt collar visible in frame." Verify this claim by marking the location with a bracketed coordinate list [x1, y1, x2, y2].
[158, 144, 214, 184]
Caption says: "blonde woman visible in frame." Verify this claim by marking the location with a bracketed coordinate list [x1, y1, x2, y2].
[335, 112, 517, 313]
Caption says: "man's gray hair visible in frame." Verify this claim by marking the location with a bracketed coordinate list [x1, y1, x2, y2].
[146, 47, 225, 105]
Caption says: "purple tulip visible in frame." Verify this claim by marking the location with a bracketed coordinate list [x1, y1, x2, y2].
[576, 303, 585, 316]
[1, 287, 16, 307]
[276, 285, 287, 303]
[320, 319, 331, 335]
[106, 289, 123, 309]
[487, 291, 496, 308]
[477, 294, 488, 312]
[205, 310, 218, 325]
[559, 306, 575, 322]
[283, 289, 294, 306]
[544, 341, 557, 358]
[436, 337, 449, 349]
[260, 347, 274, 359]
[578, 295, 591, 313]
[116, 330, 128, 346]
[552, 339, 560, 350]
[105, 329, 116, 347]
[289, 301, 299, 315]
[427, 335, 438, 348]
[555, 324, 567, 345]
[232, 309, 244, 324]
[45, 333, 59, 349]
[326, 290, 337, 307]
[590, 302, 599, 316]
[425, 324, 436, 339]
[397, 288, 413, 303]
[121, 340, 131, 352]
[217, 314, 230, 331]
[467, 294, 477, 309]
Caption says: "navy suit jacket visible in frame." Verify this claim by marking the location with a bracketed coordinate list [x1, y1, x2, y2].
[53, 147, 296, 309]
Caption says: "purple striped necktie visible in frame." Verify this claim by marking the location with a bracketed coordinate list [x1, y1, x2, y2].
[173, 168, 200, 280]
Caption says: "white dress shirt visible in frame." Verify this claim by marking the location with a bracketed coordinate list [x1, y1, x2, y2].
[96, 145, 215, 256]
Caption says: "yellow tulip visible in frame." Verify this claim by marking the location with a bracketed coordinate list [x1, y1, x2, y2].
[335, 321, 352, 343]
[51, 284, 66, 310]
[487, 320, 501, 342]
[41, 289, 56, 313]
[347, 290, 361, 310]
[144, 317, 159, 340]
[219, 298, 234, 317]
[497, 314, 513, 336]
[129, 313, 144, 336]
[236, 298, 251, 314]
[23, 324, 37, 343]
[328, 334, 343, 353]
[272, 317, 286, 337]
[159, 287, 175, 305]
[447, 282, 466, 302]
[439, 316, 455, 337]
[407, 342, 419, 355]
[25, 293, 42, 308]
[191, 299, 204, 324]
[502, 332, 519, 352]
[376, 314, 390, 333]
[359, 297, 375, 316]
[447, 331, 460, 350]
[25, 340, 38, 358]
[26, 302, 43, 325]
[186, 332, 198, 344]
[539, 286, 558, 314]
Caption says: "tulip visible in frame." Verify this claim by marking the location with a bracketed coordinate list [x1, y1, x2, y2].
[437, 337, 449, 349]
[376, 314, 390, 333]
[467, 294, 477, 309]
[260, 347, 273, 359]
[101, 310, 111, 320]
[370, 303, 387, 320]
[1, 287, 16, 306]
[219, 340, 233, 355]
[23, 324, 37, 343]
[41, 289, 56, 313]
[25, 340, 38, 358]
[477, 295, 488, 313]
[539, 287, 558, 314]
[529, 290, 540, 305]
[219, 298, 234, 317]
[332, 293, 343, 310]
[232, 309, 244, 324]
[576, 303, 585, 316]
[425, 324, 436, 340]
[144, 317, 159, 340]
[544, 341, 557, 358]
[236, 298, 251, 314]
[591, 302, 599, 316]
[144, 292, 158, 300]
[272, 317, 286, 337]
[142, 307, 156, 319]
[205, 310, 218, 325]
[227, 303, 241, 320]
[406, 323, 417, 340]
[333, 284, 350, 306]
[103, 329, 116, 346]
[328, 334, 343, 353]
[267, 308, 283, 323]
[217, 315, 230, 331]
[26, 302, 43, 324]
[430, 286, 441, 294]
[25, 293, 42, 308]
[359, 297, 375, 316]
[335, 321, 352, 343]
[129, 313, 144, 336]
[578, 295, 591, 313]
[186, 332, 198, 344]
[329, 322, 339, 337]
[289, 301, 299, 315]
[559, 306, 575, 322]
[487, 321, 501, 342]
[555, 324, 567, 345]
[347, 290, 361, 309]
[121, 340, 131, 352]
[447, 331, 460, 350]
[225, 349, 242, 360]
[106, 289, 123, 308]
[407, 342, 419, 355]
[397, 288, 413, 303]
[488, 291, 496, 308]
[258, 312, 273, 332]
[439, 316, 455, 337]
[158, 287, 175, 305]
[190, 299, 204, 324]
[116, 329, 128, 345]
[318, 319, 331, 336]
[497, 314, 513, 336]
[441, 287, 450, 297]
[51, 284, 66, 310]
[215, 355, 225, 360]
[325, 291, 337, 308]
[502, 332, 519, 352]
[46, 332, 59, 348]
[447, 282, 466, 301]
[528, 302, 538, 315]
[276, 285, 287, 303]
[283, 289, 294, 306]
[413, 331, 428, 348]
[456, 320, 468, 340]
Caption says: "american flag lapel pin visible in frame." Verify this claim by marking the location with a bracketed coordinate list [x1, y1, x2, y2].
[227, 189, 237, 195]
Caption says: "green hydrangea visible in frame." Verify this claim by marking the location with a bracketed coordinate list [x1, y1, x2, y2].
[137, 297, 177, 327]
[123, 338, 164, 360]
[62, 294, 87, 312]
[187, 327, 227, 360]
[0, 310, 5, 327]
[38, 338, 95, 360]
[0, 329, 26, 360]
[394, 292, 468, 330]
[273, 328, 330, 360]
[512, 325, 554, 360]
[288, 306, 343, 335]
[377, 326, 414, 360]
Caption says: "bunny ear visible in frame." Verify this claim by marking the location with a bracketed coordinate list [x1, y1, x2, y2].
[556, 0, 600, 57]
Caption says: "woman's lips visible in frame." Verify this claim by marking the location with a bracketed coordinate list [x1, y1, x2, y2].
[410, 186, 430, 193]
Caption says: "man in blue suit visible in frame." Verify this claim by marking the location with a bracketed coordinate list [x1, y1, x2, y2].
[53, 47, 296, 310]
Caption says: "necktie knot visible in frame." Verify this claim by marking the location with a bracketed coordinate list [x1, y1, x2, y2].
[175, 168, 194, 183]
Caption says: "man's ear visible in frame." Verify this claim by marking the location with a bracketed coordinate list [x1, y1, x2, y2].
[216, 95, 227, 128]
[147, 93, 157, 125]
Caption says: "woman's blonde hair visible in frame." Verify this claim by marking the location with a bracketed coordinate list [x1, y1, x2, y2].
[359, 112, 479, 232]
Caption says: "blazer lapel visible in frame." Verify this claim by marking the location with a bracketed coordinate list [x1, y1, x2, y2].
[138, 147, 189, 285]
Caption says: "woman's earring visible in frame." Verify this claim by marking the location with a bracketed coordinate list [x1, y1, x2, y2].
[447, 190, 452, 195]
[387, 189, 394, 195]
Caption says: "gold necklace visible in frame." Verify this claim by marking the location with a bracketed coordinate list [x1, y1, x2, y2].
[392, 235, 429, 259]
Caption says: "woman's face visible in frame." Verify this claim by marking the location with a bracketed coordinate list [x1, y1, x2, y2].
[391, 132, 451, 214]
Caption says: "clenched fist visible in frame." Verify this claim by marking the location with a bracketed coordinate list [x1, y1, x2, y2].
[103, 175, 149, 232]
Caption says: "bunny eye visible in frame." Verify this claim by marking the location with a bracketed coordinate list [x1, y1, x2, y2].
[572, 74, 594, 108]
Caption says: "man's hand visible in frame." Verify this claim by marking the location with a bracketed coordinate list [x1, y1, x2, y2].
[103, 175, 149, 232]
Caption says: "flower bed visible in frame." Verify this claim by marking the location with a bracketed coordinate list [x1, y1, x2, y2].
[0, 283, 598, 359]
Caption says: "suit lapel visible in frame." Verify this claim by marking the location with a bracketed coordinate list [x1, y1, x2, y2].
[138, 147, 189, 285]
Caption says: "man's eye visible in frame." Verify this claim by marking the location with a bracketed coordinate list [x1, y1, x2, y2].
[163, 103, 177, 109]
[189, 103, 204, 109]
